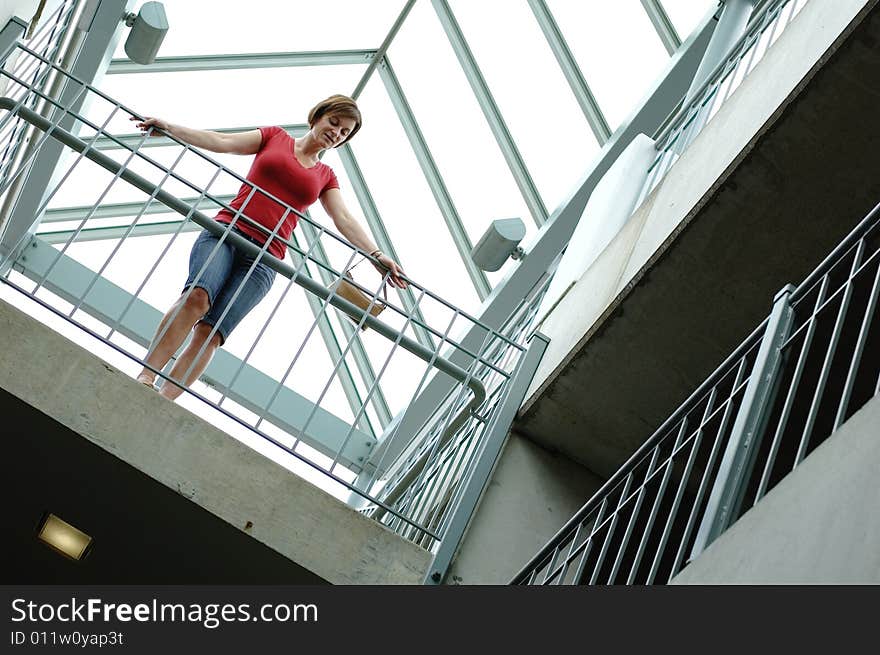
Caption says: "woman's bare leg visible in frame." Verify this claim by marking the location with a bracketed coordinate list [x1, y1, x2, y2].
[136, 288, 211, 386]
[158, 322, 223, 400]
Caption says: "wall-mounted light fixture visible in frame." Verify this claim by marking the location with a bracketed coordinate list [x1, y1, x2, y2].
[36, 513, 92, 560]
[471, 217, 527, 271]
[123, 1, 169, 65]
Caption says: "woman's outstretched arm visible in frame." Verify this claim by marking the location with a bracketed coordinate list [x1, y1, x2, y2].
[320, 187, 408, 289]
[132, 116, 262, 155]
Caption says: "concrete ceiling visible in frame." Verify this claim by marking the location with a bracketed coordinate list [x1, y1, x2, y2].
[516, 4, 880, 481]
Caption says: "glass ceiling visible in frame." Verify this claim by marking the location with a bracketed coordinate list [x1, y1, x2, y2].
[99, 0, 718, 317]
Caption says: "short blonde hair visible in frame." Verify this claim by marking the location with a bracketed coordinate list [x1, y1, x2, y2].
[307, 94, 362, 146]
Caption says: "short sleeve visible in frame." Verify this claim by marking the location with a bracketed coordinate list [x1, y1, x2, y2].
[322, 166, 340, 194]
[258, 126, 283, 151]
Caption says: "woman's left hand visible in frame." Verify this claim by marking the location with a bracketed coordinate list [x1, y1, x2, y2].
[373, 253, 408, 289]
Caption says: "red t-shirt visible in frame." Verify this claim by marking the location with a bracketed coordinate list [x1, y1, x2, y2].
[215, 125, 339, 260]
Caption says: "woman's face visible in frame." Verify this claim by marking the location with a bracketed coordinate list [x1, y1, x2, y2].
[313, 112, 357, 148]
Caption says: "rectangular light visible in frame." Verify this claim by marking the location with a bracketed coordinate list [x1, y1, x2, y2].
[37, 513, 92, 560]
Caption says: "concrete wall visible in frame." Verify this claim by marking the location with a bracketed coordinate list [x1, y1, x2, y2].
[515, 0, 880, 479]
[447, 432, 604, 585]
[527, 0, 876, 408]
[0, 297, 431, 584]
[671, 394, 880, 584]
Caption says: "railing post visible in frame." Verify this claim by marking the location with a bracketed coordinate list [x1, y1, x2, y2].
[690, 284, 794, 560]
[423, 331, 550, 585]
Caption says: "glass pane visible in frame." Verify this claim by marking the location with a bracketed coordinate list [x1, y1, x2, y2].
[386, 1, 532, 255]
[546, 0, 670, 130]
[659, 0, 717, 42]
[447, 0, 601, 216]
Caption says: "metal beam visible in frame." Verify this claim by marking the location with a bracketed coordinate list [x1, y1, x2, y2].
[0, 3, 83, 240]
[337, 143, 436, 351]
[527, 0, 611, 145]
[425, 332, 550, 584]
[690, 285, 795, 559]
[93, 124, 308, 150]
[42, 194, 235, 222]
[38, 218, 199, 243]
[431, 0, 548, 227]
[351, 0, 416, 100]
[15, 236, 374, 468]
[378, 57, 491, 300]
[641, 0, 682, 55]
[107, 50, 376, 74]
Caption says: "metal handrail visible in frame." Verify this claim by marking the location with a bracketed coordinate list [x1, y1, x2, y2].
[0, 96, 487, 447]
[652, 0, 790, 147]
[509, 314, 770, 583]
[512, 191, 880, 583]
[790, 200, 880, 305]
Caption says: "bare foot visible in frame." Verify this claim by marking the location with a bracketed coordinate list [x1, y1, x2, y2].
[136, 372, 156, 389]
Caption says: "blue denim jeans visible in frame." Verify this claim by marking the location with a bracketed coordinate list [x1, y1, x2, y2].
[183, 228, 277, 343]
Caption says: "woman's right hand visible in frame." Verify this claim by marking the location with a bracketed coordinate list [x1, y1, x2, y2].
[131, 115, 171, 136]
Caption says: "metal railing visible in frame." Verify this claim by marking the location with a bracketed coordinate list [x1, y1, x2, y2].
[367, 276, 551, 583]
[511, 320, 767, 584]
[0, 0, 77, 181]
[511, 198, 880, 584]
[366, 276, 551, 540]
[0, 39, 538, 551]
[635, 0, 808, 209]
[736, 204, 880, 511]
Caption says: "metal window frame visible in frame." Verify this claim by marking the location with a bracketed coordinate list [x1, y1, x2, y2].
[92, 123, 309, 150]
[106, 49, 376, 74]
[379, 13, 717, 465]
[41, 194, 235, 222]
[378, 55, 491, 300]
[641, 0, 683, 55]
[430, 0, 548, 227]
[526, 0, 611, 145]
[351, 0, 416, 101]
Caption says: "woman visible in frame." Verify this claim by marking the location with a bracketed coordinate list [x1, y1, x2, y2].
[133, 94, 406, 400]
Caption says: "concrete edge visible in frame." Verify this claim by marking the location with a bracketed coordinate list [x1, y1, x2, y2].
[0, 295, 432, 584]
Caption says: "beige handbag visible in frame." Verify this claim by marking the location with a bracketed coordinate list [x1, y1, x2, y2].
[330, 259, 387, 331]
